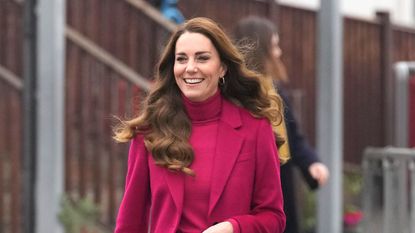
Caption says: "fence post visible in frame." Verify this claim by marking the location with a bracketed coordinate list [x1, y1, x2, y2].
[22, 0, 37, 232]
[316, 0, 343, 233]
[393, 62, 415, 147]
[376, 11, 394, 146]
[35, 0, 66, 232]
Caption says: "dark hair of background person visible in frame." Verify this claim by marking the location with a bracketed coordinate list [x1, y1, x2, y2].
[233, 16, 288, 83]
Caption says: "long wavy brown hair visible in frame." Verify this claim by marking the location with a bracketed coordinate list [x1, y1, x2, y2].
[113, 17, 288, 175]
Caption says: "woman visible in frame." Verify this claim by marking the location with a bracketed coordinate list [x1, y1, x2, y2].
[234, 16, 329, 233]
[113, 17, 287, 233]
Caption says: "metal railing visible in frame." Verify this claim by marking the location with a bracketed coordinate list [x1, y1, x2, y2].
[125, 0, 177, 32]
[65, 26, 152, 90]
[0, 65, 23, 91]
[393, 62, 415, 147]
[362, 147, 415, 233]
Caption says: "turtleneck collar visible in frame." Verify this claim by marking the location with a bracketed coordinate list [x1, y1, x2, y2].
[182, 90, 222, 123]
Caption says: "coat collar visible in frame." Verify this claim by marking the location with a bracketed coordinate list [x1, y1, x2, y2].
[164, 98, 244, 215]
[220, 98, 242, 129]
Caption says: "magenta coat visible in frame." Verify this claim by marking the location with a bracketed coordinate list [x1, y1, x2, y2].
[115, 99, 286, 233]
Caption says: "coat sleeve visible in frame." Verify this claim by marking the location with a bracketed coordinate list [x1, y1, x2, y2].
[281, 90, 320, 190]
[230, 119, 286, 233]
[115, 135, 151, 233]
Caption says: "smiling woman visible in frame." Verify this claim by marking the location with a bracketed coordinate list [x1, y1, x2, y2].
[173, 32, 226, 102]
[113, 17, 288, 233]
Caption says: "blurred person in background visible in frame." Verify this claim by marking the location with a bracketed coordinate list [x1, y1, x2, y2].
[113, 17, 287, 233]
[149, 0, 185, 24]
[234, 16, 329, 233]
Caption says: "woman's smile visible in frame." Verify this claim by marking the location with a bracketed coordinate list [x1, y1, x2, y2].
[174, 32, 226, 102]
[183, 78, 204, 84]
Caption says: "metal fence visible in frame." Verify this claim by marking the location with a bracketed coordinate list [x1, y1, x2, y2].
[362, 147, 415, 233]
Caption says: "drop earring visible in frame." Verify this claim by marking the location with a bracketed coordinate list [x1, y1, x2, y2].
[219, 77, 225, 85]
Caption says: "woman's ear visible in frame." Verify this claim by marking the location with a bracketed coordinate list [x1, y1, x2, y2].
[220, 63, 228, 77]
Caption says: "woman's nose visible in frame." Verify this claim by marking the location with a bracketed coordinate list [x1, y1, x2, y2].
[185, 60, 197, 73]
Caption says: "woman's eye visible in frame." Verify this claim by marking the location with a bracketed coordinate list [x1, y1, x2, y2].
[176, 57, 187, 63]
[197, 56, 210, 61]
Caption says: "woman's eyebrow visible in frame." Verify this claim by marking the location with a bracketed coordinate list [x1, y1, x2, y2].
[175, 51, 211, 55]
[195, 51, 211, 55]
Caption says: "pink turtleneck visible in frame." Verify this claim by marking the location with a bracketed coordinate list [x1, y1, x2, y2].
[178, 90, 222, 233]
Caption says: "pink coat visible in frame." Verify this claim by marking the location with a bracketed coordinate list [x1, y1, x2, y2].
[115, 99, 286, 233]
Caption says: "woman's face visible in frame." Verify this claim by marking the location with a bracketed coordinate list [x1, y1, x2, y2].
[173, 32, 226, 102]
[270, 34, 282, 60]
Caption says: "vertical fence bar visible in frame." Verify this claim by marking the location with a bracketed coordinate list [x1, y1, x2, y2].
[11, 90, 22, 233]
[317, 1, 343, 232]
[22, 0, 37, 232]
[362, 158, 383, 233]
[376, 12, 394, 146]
[0, 83, 6, 232]
[382, 156, 409, 233]
[35, 0, 66, 232]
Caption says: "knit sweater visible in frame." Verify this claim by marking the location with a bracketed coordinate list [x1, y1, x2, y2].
[178, 90, 222, 232]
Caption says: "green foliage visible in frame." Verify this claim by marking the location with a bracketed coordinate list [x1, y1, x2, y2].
[58, 195, 100, 233]
[299, 169, 363, 232]
[344, 172, 362, 196]
[343, 171, 363, 213]
[301, 188, 316, 232]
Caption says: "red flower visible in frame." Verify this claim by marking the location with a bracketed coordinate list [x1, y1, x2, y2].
[343, 211, 363, 226]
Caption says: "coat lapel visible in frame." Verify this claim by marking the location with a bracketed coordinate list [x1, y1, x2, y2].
[162, 100, 244, 216]
[208, 100, 243, 215]
[164, 169, 184, 212]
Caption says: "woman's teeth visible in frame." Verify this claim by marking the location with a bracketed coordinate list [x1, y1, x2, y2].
[184, 78, 203, 84]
